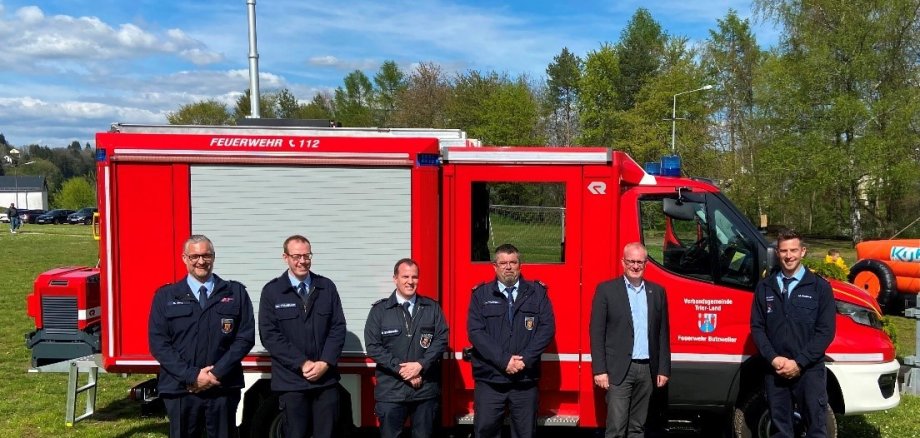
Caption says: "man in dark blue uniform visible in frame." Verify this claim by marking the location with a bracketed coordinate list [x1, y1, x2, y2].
[751, 229, 836, 437]
[259, 235, 347, 438]
[365, 258, 448, 438]
[468, 244, 555, 438]
[148, 235, 255, 438]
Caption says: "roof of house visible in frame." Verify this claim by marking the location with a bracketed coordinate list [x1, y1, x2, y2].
[0, 176, 48, 192]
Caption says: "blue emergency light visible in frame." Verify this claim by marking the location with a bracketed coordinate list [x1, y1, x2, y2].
[661, 155, 681, 176]
[644, 155, 681, 177]
[416, 153, 440, 167]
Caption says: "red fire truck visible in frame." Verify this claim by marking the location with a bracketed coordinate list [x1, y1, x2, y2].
[26, 123, 899, 436]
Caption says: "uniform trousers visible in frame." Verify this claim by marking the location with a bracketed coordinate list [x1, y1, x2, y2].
[279, 384, 340, 438]
[375, 398, 438, 438]
[473, 381, 538, 438]
[765, 364, 828, 438]
[605, 361, 652, 438]
[162, 389, 241, 438]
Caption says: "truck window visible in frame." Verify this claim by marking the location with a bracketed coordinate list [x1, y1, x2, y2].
[639, 194, 758, 289]
[709, 199, 758, 289]
[471, 182, 565, 263]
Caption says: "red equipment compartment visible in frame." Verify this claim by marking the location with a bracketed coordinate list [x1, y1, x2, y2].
[28, 266, 101, 330]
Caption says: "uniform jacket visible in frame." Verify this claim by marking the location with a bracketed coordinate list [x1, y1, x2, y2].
[467, 277, 555, 384]
[751, 268, 836, 369]
[259, 271, 347, 391]
[148, 274, 255, 395]
[364, 292, 448, 402]
[589, 277, 670, 386]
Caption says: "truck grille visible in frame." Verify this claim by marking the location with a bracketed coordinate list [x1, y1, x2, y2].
[42, 297, 78, 335]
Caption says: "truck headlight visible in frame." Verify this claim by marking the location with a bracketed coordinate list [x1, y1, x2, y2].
[836, 300, 883, 329]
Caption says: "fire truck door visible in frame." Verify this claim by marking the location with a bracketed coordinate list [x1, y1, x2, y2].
[443, 164, 584, 420]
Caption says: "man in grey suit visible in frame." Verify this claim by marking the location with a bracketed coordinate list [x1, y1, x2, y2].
[590, 242, 670, 438]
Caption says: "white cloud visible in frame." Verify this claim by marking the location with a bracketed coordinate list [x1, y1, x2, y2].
[309, 56, 339, 66]
[307, 55, 381, 72]
[15, 5, 42, 23]
[0, 5, 224, 72]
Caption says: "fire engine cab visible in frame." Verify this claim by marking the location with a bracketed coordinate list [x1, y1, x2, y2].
[27, 123, 899, 436]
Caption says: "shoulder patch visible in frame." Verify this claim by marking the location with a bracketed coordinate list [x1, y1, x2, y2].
[471, 282, 488, 293]
[372, 298, 387, 306]
[529, 279, 548, 292]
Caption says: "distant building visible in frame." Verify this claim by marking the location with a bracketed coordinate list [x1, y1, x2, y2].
[0, 176, 49, 210]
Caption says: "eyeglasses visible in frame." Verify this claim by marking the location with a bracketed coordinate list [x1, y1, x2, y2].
[623, 259, 647, 266]
[185, 253, 215, 262]
[286, 253, 313, 261]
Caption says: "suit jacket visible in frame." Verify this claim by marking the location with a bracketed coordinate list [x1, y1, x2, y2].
[589, 276, 670, 386]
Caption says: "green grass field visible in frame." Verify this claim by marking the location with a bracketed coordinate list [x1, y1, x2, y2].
[0, 225, 917, 436]
[0, 224, 167, 437]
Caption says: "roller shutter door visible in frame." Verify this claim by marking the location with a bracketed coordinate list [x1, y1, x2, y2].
[190, 165, 411, 353]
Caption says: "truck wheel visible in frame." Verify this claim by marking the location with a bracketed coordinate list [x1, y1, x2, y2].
[246, 384, 355, 438]
[249, 394, 283, 438]
[848, 259, 897, 312]
[733, 390, 837, 438]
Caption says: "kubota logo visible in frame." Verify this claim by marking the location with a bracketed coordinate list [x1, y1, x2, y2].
[587, 181, 606, 195]
[890, 246, 920, 262]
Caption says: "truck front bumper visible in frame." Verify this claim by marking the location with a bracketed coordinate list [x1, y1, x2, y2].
[827, 359, 901, 415]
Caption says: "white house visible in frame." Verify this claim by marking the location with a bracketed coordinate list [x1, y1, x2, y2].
[0, 176, 49, 210]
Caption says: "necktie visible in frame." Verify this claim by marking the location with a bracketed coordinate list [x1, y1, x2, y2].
[781, 277, 795, 299]
[402, 301, 413, 336]
[297, 282, 307, 298]
[505, 287, 515, 322]
[198, 285, 208, 309]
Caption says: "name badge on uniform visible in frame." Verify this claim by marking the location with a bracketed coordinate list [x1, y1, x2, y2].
[420, 333, 433, 349]
[275, 303, 297, 309]
[221, 318, 234, 334]
[524, 316, 535, 331]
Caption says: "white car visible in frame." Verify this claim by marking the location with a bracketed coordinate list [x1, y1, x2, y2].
[0, 213, 8, 223]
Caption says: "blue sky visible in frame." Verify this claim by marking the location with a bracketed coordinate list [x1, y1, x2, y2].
[0, 0, 778, 147]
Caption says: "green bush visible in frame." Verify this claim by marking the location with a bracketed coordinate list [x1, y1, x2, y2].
[882, 316, 898, 347]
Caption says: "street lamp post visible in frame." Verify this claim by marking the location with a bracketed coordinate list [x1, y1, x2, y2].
[8, 149, 21, 208]
[4, 149, 35, 209]
[670, 85, 714, 154]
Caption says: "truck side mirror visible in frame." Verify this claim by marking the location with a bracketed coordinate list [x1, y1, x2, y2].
[766, 246, 777, 273]
[663, 197, 700, 221]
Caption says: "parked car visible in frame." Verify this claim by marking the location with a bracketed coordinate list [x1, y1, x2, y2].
[35, 209, 74, 225]
[19, 209, 46, 224]
[67, 207, 97, 225]
[0, 212, 8, 223]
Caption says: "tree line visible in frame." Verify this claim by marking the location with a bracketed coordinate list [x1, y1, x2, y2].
[168, 4, 920, 243]
[0, 137, 96, 210]
[4, 2, 919, 241]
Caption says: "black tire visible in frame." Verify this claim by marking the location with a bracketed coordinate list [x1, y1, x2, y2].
[848, 259, 897, 312]
[733, 389, 836, 438]
[249, 394, 284, 438]
[246, 383, 355, 438]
